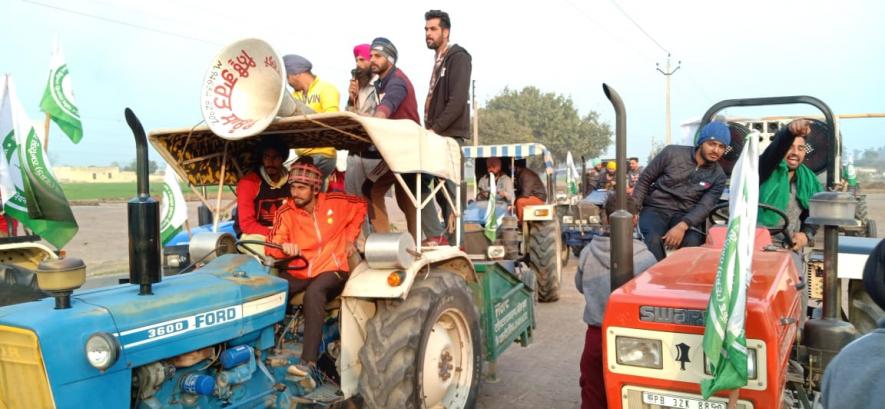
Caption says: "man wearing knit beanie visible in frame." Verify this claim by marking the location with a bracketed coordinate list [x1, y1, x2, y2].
[283, 54, 341, 182]
[631, 121, 729, 260]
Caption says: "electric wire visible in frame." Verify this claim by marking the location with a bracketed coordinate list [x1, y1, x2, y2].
[20, 0, 221, 45]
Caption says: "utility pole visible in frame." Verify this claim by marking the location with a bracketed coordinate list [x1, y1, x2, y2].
[472, 80, 478, 147]
[656, 54, 681, 145]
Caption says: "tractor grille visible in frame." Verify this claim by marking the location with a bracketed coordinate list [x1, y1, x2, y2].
[0, 325, 54, 408]
[805, 255, 824, 301]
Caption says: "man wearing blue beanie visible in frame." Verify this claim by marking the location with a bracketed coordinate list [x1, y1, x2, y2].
[631, 121, 730, 260]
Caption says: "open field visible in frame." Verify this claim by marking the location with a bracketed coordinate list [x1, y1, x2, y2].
[61, 182, 228, 202]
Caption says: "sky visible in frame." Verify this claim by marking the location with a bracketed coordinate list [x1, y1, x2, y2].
[1, 0, 884, 167]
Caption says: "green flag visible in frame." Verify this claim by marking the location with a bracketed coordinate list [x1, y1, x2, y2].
[701, 133, 760, 399]
[0, 75, 79, 249]
[39, 41, 83, 143]
[484, 173, 498, 242]
[566, 151, 579, 196]
[160, 165, 188, 245]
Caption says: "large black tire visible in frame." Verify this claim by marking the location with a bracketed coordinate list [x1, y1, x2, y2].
[866, 219, 878, 239]
[848, 279, 885, 334]
[559, 241, 570, 266]
[529, 220, 561, 302]
[358, 271, 482, 409]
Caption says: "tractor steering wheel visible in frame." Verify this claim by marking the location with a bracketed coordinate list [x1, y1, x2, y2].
[236, 240, 310, 271]
[707, 202, 793, 248]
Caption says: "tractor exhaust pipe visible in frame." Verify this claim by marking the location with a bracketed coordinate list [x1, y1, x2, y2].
[124, 108, 162, 295]
[603, 84, 633, 290]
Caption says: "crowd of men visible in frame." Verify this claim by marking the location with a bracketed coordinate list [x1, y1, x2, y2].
[232, 9, 472, 384]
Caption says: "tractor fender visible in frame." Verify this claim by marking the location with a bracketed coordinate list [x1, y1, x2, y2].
[522, 204, 556, 221]
[341, 247, 477, 299]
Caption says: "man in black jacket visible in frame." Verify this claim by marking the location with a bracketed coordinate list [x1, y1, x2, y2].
[632, 122, 730, 260]
[424, 9, 472, 139]
[424, 9, 473, 242]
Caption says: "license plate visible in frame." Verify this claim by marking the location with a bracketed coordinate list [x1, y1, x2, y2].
[642, 392, 726, 409]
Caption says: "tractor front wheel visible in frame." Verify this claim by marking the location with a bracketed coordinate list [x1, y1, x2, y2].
[358, 271, 482, 409]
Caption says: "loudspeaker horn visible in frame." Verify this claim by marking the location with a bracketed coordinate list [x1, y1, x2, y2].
[200, 38, 310, 140]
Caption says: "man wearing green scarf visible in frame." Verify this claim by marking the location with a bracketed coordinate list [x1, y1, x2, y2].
[759, 119, 821, 251]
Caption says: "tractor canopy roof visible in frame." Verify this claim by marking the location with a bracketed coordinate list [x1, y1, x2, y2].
[149, 111, 463, 187]
[461, 143, 555, 175]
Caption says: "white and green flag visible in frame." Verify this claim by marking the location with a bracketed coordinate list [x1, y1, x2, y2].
[0, 75, 79, 249]
[39, 40, 83, 143]
[484, 173, 498, 242]
[701, 132, 760, 399]
[566, 151, 579, 195]
[160, 165, 188, 245]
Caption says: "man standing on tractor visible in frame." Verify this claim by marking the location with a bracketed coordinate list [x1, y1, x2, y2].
[367, 37, 441, 243]
[284, 54, 340, 181]
[632, 121, 729, 260]
[266, 159, 367, 383]
[423, 9, 472, 242]
[236, 137, 291, 248]
[576, 194, 657, 409]
[344, 43, 381, 201]
[758, 118, 820, 253]
[514, 160, 547, 221]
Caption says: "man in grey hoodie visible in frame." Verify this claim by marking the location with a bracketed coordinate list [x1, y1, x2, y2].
[575, 195, 657, 409]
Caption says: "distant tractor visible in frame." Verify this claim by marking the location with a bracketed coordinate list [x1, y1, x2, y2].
[461, 143, 564, 302]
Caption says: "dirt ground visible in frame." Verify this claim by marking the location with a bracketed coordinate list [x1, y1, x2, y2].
[62, 194, 885, 409]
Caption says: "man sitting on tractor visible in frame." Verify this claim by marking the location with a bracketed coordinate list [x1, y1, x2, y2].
[476, 157, 514, 205]
[632, 121, 729, 260]
[266, 160, 367, 381]
[758, 118, 820, 254]
[576, 194, 657, 409]
[236, 137, 291, 248]
[596, 160, 617, 191]
[514, 160, 547, 221]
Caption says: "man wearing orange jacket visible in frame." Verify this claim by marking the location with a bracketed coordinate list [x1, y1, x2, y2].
[266, 159, 367, 374]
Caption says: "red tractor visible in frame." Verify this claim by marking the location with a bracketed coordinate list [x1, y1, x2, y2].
[600, 90, 861, 409]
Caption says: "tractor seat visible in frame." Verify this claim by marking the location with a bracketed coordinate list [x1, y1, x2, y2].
[288, 292, 341, 311]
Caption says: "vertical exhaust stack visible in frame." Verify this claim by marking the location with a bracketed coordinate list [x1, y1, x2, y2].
[602, 84, 633, 290]
[124, 108, 162, 295]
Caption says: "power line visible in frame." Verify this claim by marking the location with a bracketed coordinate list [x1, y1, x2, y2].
[563, 0, 655, 63]
[21, 0, 221, 45]
[608, 0, 669, 55]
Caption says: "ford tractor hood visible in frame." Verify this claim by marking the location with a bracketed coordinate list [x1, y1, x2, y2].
[0, 254, 287, 408]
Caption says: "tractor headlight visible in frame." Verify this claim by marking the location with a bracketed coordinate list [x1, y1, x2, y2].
[85, 332, 119, 370]
[615, 336, 662, 369]
[705, 348, 757, 380]
[562, 216, 574, 224]
[587, 216, 600, 224]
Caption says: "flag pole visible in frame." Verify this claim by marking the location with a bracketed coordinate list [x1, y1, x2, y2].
[42, 113, 50, 152]
[727, 389, 738, 409]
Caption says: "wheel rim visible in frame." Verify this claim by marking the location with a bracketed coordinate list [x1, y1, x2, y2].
[422, 307, 474, 409]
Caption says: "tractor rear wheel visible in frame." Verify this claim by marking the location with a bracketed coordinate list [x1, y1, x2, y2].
[529, 220, 561, 302]
[358, 271, 481, 409]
